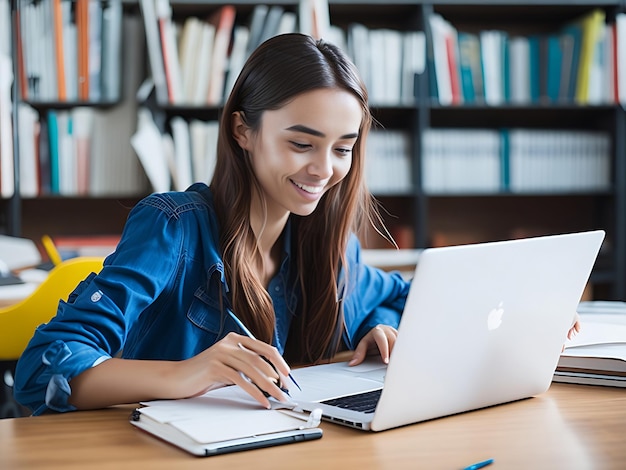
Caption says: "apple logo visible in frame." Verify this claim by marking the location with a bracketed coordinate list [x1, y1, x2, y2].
[487, 302, 504, 331]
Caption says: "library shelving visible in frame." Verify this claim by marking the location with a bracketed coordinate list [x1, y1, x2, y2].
[2, 0, 625, 300]
[1, 0, 150, 241]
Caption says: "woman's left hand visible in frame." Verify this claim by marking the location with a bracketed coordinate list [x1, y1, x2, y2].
[562, 312, 581, 352]
[567, 312, 581, 340]
[348, 325, 398, 366]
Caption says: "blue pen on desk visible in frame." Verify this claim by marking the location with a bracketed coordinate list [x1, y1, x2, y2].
[462, 458, 494, 470]
[226, 309, 302, 392]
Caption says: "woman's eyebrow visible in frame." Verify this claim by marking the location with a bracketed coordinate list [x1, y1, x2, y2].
[285, 124, 358, 140]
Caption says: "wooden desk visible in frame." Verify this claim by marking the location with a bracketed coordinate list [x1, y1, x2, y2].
[1, 383, 624, 469]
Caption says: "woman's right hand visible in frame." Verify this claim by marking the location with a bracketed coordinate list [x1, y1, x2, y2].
[172, 332, 292, 408]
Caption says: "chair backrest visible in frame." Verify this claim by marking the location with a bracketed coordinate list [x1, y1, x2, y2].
[0, 257, 104, 361]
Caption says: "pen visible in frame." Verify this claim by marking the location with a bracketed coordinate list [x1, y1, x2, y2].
[41, 235, 63, 266]
[226, 308, 302, 392]
[462, 458, 494, 470]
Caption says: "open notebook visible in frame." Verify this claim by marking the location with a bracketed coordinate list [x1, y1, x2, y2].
[290, 230, 605, 431]
[130, 385, 322, 456]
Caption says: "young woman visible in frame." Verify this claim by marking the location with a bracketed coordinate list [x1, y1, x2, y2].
[14, 33, 411, 415]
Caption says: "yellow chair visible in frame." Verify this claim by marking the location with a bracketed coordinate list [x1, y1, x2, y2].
[0, 257, 104, 361]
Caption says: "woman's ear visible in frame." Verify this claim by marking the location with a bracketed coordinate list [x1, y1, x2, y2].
[231, 111, 252, 151]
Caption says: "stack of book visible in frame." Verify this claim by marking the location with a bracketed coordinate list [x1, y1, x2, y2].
[554, 301, 626, 388]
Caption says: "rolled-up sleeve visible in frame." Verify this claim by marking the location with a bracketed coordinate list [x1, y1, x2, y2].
[341, 236, 411, 348]
[13, 198, 183, 415]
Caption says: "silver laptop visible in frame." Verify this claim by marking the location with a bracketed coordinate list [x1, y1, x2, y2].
[289, 230, 605, 431]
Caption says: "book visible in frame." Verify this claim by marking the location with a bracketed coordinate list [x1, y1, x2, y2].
[545, 34, 562, 103]
[554, 301, 626, 388]
[605, 22, 615, 104]
[189, 119, 219, 184]
[616, 13, 626, 107]
[131, 108, 171, 193]
[191, 21, 215, 105]
[51, 0, 66, 100]
[383, 29, 404, 105]
[508, 35, 530, 104]
[72, 107, 95, 195]
[204, 120, 219, 184]
[100, 0, 123, 102]
[76, 0, 89, 100]
[11, 0, 28, 101]
[0, 0, 10, 63]
[42, 0, 58, 100]
[17, 103, 39, 197]
[130, 385, 323, 456]
[170, 116, 192, 190]
[527, 35, 541, 103]
[574, 9, 605, 104]
[368, 29, 391, 105]
[62, 0, 77, 101]
[223, 24, 249, 97]
[558, 31, 575, 102]
[480, 29, 505, 106]
[401, 30, 426, 105]
[0, 51, 13, 198]
[299, 0, 330, 41]
[560, 23, 582, 101]
[155, 0, 183, 104]
[178, 16, 202, 104]
[139, 0, 168, 104]
[56, 110, 75, 195]
[37, 118, 51, 195]
[88, 0, 102, 101]
[257, 5, 284, 46]
[444, 27, 462, 105]
[457, 32, 477, 103]
[206, 5, 236, 105]
[47, 110, 60, 194]
[347, 23, 371, 96]
[586, 20, 607, 105]
[245, 4, 268, 56]
[277, 10, 297, 36]
[427, 14, 453, 105]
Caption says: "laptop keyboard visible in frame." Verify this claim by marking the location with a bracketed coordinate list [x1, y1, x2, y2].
[320, 389, 382, 414]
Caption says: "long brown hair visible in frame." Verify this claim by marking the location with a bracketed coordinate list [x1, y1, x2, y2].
[212, 33, 386, 363]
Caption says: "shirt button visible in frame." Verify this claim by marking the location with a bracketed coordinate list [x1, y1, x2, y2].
[275, 285, 280, 292]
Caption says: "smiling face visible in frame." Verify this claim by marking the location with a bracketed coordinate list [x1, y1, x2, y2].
[234, 88, 363, 224]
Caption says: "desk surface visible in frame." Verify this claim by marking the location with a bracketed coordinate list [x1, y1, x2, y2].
[1, 383, 624, 469]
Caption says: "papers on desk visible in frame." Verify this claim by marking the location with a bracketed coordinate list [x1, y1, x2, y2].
[554, 301, 626, 388]
[0, 235, 42, 270]
[130, 384, 323, 456]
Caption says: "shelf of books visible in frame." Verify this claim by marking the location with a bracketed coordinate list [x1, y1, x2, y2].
[1, 0, 149, 219]
[418, 1, 626, 300]
[1, 0, 625, 298]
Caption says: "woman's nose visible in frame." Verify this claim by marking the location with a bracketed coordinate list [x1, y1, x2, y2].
[308, 149, 333, 179]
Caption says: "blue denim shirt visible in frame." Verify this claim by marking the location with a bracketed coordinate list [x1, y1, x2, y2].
[14, 183, 410, 415]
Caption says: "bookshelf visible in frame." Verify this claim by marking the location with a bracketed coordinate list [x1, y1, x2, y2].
[416, 1, 626, 301]
[0, 0, 149, 241]
[1, 0, 624, 300]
